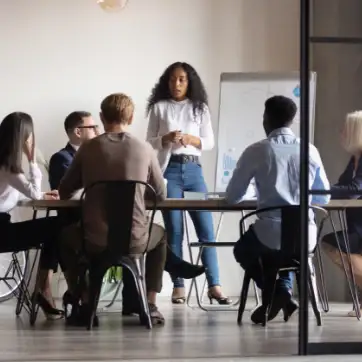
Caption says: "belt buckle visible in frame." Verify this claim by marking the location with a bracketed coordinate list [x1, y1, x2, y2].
[182, 155, 188, 163]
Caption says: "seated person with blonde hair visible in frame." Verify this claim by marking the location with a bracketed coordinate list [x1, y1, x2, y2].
[58, 93, 202, 326]
[322, 111, 362, 317]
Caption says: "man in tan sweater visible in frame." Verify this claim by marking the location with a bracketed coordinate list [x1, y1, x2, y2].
[59, 93, 167, 325]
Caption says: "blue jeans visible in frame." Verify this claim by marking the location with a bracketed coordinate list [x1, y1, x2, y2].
[163, 161, 220, 288]
[234, 226, 293, 291]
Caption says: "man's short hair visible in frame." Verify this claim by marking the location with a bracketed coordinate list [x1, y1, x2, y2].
[265, 96, 297, 129]
[64, 111, 91, 134]
[101, 93, 134, 125]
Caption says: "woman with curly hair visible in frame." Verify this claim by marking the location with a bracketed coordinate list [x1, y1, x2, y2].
[146, 62, 231, 305]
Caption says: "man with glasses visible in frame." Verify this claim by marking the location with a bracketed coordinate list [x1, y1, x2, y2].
[49, 111, 99, 189]
[50, 110, 145, 318]
[48, 111, 99, 315]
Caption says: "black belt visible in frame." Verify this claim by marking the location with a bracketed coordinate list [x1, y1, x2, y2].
[169, 154, 200, 164]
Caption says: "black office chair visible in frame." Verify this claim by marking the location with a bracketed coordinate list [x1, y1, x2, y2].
[236, 205, 329, 327]
[77, 180, 158, 330]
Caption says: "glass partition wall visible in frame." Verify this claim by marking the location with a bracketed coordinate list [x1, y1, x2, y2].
[302, 0, 362, 355]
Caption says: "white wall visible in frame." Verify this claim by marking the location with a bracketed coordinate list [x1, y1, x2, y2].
[0, 0, 299, 297]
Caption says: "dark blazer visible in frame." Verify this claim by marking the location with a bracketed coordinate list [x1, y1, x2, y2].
[49, 143, 77, 190]
[331, 155, 362, 237]
[49, 143, 79, 224]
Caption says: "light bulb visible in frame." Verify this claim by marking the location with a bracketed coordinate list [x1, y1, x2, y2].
[97, 0, 128, 12]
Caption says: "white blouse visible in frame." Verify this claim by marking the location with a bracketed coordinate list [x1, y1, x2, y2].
[146, 99, 215, 172]
[0, 162, 43, 213]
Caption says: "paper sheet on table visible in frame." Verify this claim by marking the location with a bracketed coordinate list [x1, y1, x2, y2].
[207, 179, 257, 201]
[241, 180, 257, 201]
[184, 192, 207, 200]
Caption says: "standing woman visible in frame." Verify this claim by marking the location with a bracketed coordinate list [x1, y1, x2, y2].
[0, 112, 64, 319]
[146, 62, 231, 304]
[322, 111, 362, 316]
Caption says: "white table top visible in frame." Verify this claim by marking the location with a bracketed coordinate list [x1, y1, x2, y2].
[17, 198, 362, 211]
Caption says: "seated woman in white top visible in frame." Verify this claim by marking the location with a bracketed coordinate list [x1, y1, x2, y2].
[146, 62, 231, 304]
[0, 112, 64, 319]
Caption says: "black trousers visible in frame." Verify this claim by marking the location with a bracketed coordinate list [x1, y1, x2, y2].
[122, 269, 139, 309]
[234, 226, 294, 292]
[0, 213, 61, 271]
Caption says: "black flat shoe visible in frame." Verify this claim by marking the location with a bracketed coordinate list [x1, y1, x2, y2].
[36, 293, 64, 320]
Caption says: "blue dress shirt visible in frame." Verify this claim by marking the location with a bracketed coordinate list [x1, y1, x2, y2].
[225, 127, 330, 251]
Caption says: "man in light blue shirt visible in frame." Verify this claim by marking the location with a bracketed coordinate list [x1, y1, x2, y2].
[226, 96, 330, 324]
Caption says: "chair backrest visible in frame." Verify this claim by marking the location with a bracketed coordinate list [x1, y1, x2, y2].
[80, 180, 158, 258]
[280, 206, 301, 257]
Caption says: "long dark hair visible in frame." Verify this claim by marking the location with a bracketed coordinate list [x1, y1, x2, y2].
[0, 112, 34, 173]
[146, 62, 208, 118]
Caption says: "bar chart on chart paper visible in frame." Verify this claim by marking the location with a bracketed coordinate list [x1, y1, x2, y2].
[216, 150, 238, 191]
[223, 153, 237, 170]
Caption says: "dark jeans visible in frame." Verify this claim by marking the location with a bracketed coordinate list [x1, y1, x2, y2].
[162, 161, 219, 288]
[234, 226, 293, 291]
[0, 213, 61, 271]
[122, 269, 138, 309]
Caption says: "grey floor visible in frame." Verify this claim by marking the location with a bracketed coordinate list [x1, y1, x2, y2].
[1, 298, 362, 361]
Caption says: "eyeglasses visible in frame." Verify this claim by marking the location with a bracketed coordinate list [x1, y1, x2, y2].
[77, 125, 99, 130]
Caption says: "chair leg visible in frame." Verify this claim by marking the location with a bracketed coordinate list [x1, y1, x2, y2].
[29, 250, 42, 326]
[308, 260, 322, 326]
[314, 245, 329, 313]
[133, 259, 152, 330]
[102, 280, 123, 310]
[253, 281, 261, 306]
[330, 215, 360, 320]
[72, 262, 88, 316]
[262, 281, 277, 327]
[29, 292, 40, 327]
[14, 251, 29, 316]
[296, 262, 322, 326]
[137, 277, 152, 329]
[260, 261, 278, 327]
[237, 272, 251, 325]
[87, 265, 105, 330]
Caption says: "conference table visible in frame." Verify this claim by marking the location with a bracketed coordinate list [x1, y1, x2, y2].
[16, 198, 362, 329]
[17, 197, 362, 211]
